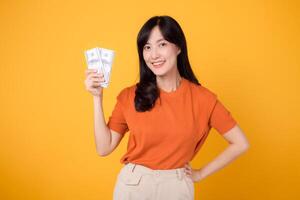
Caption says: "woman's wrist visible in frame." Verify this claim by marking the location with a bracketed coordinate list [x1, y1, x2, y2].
[196, 168, 205, 182]
[93, 95, 102, 102]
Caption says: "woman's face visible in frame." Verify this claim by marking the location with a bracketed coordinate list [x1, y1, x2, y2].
[142, 26, 181, 77]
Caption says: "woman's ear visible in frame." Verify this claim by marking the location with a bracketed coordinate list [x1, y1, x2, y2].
[177, 48, 181, 55]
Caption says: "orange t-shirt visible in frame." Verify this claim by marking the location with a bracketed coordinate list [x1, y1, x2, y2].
[107, 78, 237, 170]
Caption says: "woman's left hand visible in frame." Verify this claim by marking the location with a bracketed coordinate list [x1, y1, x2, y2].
[184, 163, 201, 183]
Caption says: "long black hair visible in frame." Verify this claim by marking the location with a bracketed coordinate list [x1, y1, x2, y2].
[134, 15, 201, 112]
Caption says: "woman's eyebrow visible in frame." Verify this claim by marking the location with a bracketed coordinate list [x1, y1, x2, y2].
[145, 38, 165, 44]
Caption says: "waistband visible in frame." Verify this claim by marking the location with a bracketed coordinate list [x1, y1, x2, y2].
[124, 162, 185, 180]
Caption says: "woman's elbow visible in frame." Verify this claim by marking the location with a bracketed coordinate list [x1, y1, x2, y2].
[96, 148, 111, 157]
[239, 141, 250, 153]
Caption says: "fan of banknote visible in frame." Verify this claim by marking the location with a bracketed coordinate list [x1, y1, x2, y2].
[84, 47, 115, 88]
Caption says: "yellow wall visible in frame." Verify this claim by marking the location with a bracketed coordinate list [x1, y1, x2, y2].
[1, 0, 299, 199]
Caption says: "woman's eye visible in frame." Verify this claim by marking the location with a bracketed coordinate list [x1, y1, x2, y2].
[143, 46, 150, 50]
[159, 42, 167, 47]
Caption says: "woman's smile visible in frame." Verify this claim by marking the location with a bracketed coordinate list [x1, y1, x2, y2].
[152, 60, 165, 68]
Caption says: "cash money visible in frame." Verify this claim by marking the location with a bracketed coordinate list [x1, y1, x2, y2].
[84, 47, 115, 88]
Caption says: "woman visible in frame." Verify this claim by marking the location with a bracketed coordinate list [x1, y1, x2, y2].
[84, 15, 250, 200]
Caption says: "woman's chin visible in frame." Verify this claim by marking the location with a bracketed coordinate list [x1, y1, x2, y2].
[148, 66, 171, 77]
[152, 70, 167, 77]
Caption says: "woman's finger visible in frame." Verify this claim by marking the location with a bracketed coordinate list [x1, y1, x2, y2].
[184, 170, 192, 175]
[90, 78, 101, 82]
[184, 164, 191, 169]
[85, 69, 98, 76]
[92, 72, 104, 77]
[91, 77, 104, 82]
[92, 82, 101, 87]
[85, 69, 104, 77]
[88, 73, 104, 79]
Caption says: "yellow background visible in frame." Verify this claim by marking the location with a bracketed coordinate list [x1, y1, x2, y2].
[1, 0, 299, 199]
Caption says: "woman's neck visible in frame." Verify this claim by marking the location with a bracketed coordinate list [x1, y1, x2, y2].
[156, 72, 182, 92]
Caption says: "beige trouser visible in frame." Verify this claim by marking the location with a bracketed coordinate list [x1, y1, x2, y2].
[113, 162, 194, 200]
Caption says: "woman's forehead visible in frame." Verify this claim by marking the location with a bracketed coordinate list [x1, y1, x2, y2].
[146, 26, 165, 43]
[145, 38, 165, 45]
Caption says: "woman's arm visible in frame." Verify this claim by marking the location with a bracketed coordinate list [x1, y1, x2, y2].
[93, 95, 113, 156]
[85, 69, 128, 156]
[185, 125, 250, 182]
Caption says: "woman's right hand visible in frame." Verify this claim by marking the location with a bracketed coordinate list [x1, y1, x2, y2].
[84, 69, 105, 97]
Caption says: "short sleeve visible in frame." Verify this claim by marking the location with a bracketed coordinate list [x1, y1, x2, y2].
[208, 98, 237, 135]
[106, 89, 129, 135]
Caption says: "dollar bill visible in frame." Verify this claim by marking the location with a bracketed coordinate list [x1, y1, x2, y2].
[84, 47, 115, 88]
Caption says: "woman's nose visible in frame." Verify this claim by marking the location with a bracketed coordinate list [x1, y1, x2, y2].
[150, 48, 160, 59]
